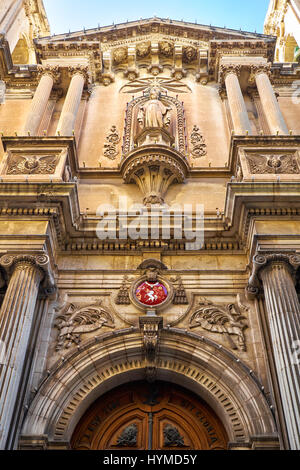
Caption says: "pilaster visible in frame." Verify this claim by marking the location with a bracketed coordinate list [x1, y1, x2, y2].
[0, 253, 54, 449]
[247, 252, 300, 449]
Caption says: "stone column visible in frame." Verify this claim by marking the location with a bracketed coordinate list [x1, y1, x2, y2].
[56, 66, 88, 136]
[23, 66, 60, 136]
[252, 65, 288, 135]
[0, 254, 51, 449]
[221, 65, 252, 135]
[247, 253, 300, 450]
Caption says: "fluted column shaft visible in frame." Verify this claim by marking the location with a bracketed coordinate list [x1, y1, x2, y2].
[0, 255, 47, 449]
[23, 73, 54, 136]
[254, 70, 288, 135]
[224, 69, 252, 135]
[56, 72, 85, 136]
[259, 260, 300, 449]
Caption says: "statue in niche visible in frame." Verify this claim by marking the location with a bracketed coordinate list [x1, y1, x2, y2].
[137, 87, 171, 129]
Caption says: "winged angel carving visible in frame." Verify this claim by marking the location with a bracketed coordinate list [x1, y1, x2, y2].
[56, 301, 115, 350]
[7, 154, 59, 175]
[246, 153, 299, 174]
[189, 296, 248, 351]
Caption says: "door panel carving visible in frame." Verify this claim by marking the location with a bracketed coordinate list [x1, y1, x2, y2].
[71, 381, 228, 450]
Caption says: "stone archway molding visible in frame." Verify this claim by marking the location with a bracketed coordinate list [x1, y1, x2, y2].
[20, 328, 279, 450]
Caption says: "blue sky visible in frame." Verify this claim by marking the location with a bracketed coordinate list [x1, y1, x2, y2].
[43, 0, 270, 35]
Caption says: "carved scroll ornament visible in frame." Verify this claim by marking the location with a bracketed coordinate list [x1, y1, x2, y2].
[189, 296, 248, 351]
[103, 125, 120, 160]
[56, 301, 115, 350]
[183, 46, 197, 63]
[171, 275, 188, 304]
[190, 125, 207, 158]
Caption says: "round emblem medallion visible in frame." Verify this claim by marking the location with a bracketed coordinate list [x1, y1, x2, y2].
[135, 281, 168, 306]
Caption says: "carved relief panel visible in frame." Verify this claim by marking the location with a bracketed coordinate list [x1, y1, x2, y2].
[0, 138, 77, 182]
[237, 147, 300, 182]
[55, 299, 115, 351]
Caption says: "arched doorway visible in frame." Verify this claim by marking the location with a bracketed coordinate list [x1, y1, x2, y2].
[71, 381, 228, 450]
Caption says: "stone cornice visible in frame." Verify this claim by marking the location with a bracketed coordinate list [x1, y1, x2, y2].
[209, 38, 276, 80]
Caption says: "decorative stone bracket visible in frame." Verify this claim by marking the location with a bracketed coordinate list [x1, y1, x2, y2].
[139, 315, 163, 382]
[120, 146, 189, 206]
[246, 252, 300, 300]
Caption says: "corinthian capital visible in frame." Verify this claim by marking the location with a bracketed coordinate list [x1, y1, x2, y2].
[250, 63, 271, 78]
[219, 64, 242, 82]
[37, 65, 61, 84]
[68, 65, 90, 84]
[246, 252, 300, 299]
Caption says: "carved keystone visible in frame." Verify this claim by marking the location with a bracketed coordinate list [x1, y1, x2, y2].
[139, 315, 163, 383]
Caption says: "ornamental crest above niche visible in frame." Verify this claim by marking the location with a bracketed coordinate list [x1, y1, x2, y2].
[119, 77, 191, 205]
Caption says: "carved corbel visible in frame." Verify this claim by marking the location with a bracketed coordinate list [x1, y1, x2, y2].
[148, 42, 163, 76]
[246, 252, 300, 300]
[124, 46, 139, 80]
[99, 72, 115, 86]
[139, 315, 163, 382]
[171, 68, 187, 80]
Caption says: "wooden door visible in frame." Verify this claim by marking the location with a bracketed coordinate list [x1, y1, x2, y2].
[71, 381, 228, 450]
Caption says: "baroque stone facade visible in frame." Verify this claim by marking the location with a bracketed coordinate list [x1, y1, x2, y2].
[0, 0, 299, 451]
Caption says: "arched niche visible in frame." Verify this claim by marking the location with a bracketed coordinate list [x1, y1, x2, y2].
[123, 94, 187, 157]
